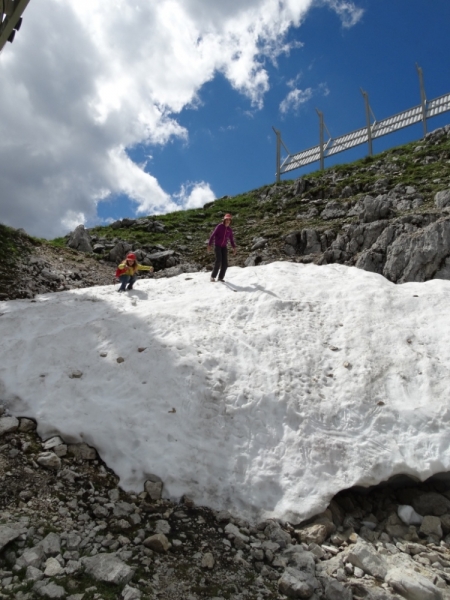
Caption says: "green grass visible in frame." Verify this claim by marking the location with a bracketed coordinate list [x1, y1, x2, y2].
[47, 236, 67, 248]
[0, 224, 37, 264]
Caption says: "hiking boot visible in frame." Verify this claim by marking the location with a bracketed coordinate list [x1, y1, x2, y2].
[210, 277, 216, 282]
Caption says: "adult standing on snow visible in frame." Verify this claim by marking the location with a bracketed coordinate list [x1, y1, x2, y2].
[207, 213, 236, 282]
[115, 253, 154, 292]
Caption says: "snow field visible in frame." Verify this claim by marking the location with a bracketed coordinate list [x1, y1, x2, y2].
[1, 262, 450, 523]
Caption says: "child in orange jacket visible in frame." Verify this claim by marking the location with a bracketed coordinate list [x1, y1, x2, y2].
[115, 253, 153, 292]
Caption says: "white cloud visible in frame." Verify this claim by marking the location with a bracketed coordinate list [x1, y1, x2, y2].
[279, 79, 331, 115]
[173, 181, 216, 210]
[61, 211, 87, 233]
[318, 82, 330, 97]
[279, 88, 313, 114]
[321, 0, 364, 28]
[0, 0, 362, 238]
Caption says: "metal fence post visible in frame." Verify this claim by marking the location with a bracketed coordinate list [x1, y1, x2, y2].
[316, 109, 324, 171]
[273, 127, 281, 183]
[416, 64, 427, 137]
[361, 89, 373, 157]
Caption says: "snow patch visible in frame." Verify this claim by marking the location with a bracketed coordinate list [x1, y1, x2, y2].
[1, 262, 450, 523]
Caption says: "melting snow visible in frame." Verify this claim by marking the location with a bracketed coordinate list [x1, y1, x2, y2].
[1, 262, 450, 523]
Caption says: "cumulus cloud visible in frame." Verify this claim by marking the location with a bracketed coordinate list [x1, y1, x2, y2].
[280, 88, 314, 114]
[0, 0, 362, 238]
[325, 0, 364, 27]
[279, 76, 331, 115]
[173, 181, 216, 211]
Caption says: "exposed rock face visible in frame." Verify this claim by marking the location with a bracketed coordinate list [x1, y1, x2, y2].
[278, 126, 450, 282]
[435, 190, 450, 209]
[82, 553, 134, 584]
[108, 241, 133, 264]
[0, 525, 25, 552]
[67, 225, 93, 253]
[382, 218, 450, 283]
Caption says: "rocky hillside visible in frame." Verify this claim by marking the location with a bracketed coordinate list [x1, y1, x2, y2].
[1, 124, 450, 301]
[58, 124, 450, 282]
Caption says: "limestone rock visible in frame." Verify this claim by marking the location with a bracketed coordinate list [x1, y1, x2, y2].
[278, 566, 319, 599]
[283, 547, 316, 573]
[435, 189, 450, 209]
[44, 557, 64, 577]
[383, 218, 450, 283]
[67, 224, 93, 253]
[122, 585, 142, 600]
[40, 532, 61, 556]
[347, 542, 387, 580]
[145, 250, 177, 270]
[37, 582, 67, 599]
[0, 416, 19, 436]
[40, 268, 62, 282]
[225, 522, 249, 542]
[144, 475, 163, 500]
[264, 521, 292, 549]
[43, 436, 65, 450]
[154, 519, 171, 535]
[0, 524, 24, 552]
[386, 566, 443, 600]
[25, 565, 44, 581]
[420, 516, 443, 540]
[295, 523, 328, 545]
[321, 201, 348, 221]
[68, 370, 83, 379]
[17, 544, 45, 569]
[201, 552, 215, 569]
[67, 443, 96, 460]
[37, 452, 62, 470]
[412, 492, 450, 516]
[320, 574, 352, 600]
[19, 417, 36, 432]
[82, 553, 134, 585]
[359, 195, 393, 223]
[143, 533, 170, 553]
[113, 501, 134, 517]
[251, 237, 267, 251]
[108, 241, 133, 264]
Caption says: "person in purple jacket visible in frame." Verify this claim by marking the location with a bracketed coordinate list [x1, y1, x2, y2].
[207, 213, 237, 282]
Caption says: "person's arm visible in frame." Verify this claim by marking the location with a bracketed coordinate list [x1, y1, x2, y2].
[115, 262, 127, 281]
[208, 224, 219, 248]
[116, 263, 127, 276]
[137, 264, 154, 272]
[229, 229, 237, 253]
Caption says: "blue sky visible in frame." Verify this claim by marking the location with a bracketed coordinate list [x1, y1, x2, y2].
[1, 0, 450, 237]
[102, 0, 450, 222]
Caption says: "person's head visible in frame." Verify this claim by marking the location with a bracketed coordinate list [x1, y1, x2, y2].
[223, 213, 232, 226]
[126, 252, 137, 265]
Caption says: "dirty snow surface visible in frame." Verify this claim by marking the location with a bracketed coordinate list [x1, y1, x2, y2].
[1, 262, 450, 524]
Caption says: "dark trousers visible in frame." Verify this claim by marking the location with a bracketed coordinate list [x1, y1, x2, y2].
[118, 274, 137, 290]
[212, 246, 228, 280]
